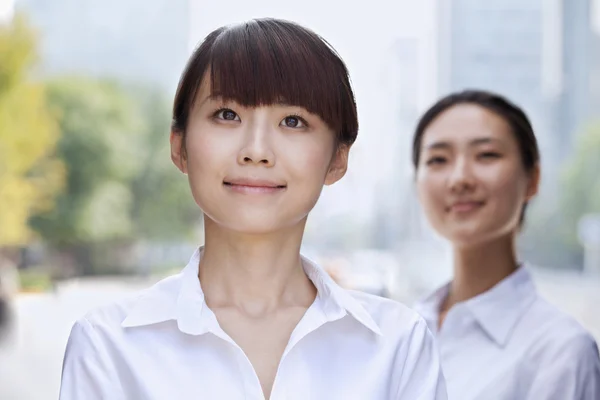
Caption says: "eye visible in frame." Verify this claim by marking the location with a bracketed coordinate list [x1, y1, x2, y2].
[425, 156, 447, 166]
[478, 152, 501, 160]
[280, 115, 307, 129]
[214, 108, 240, 121]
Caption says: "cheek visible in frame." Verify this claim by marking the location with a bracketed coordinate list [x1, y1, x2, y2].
[185, 129, 230, 172]
[288, 142, 334, 182]
[416, 175, 446, 216]
[487, 167, 527, 203]
[483, 167, 529, 224]
[417, 180, 445, 227]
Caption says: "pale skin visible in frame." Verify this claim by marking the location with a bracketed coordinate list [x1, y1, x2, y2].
[416, 104, 540, 329]
[170, 76, 349, 398]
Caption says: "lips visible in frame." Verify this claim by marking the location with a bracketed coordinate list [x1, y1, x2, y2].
[448, 201, 484, 213]
[223, 178, 287, 194]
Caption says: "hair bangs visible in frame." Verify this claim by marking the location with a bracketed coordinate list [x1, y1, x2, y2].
[172, 18, 358, 146]
[206, 19, 355, 144]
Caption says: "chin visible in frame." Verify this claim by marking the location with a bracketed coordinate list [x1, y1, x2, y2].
[448, 233, 490, 248]
[206, 210, 306, 236]
[224, 221, 289, 235]
[445, 225, 512, 248]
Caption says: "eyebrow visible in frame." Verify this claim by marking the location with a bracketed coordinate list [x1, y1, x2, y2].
[425, 137, 500, 150]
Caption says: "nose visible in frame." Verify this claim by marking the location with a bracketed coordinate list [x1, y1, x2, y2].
[448, 156, 476, 193]
[237, 117, 276, 167]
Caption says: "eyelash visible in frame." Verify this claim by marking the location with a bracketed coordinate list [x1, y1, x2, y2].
[425, 152, 502, 166]
[212, 107, 238, 120]
[211, 108, 310, 128]
[479, 152, 501, 159]
[426, 156, 446, 165]
[283, 113, 309, 128]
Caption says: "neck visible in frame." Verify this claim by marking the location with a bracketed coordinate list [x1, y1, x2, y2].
[443, 235, 518, 312]
[198, 218, 316, 316]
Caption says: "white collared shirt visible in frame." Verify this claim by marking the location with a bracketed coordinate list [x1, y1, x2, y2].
[59, 249, 447, 400]
[414, 266, 600, 400]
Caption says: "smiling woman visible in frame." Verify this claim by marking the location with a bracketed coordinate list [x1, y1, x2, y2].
[171, 19, 358, 148]
[58, 18, 447, 400]
[412, 90, 600, 400]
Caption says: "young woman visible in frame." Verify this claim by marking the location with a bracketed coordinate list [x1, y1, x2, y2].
[59, 18, 447, 400]
[412, 89, 600, 399]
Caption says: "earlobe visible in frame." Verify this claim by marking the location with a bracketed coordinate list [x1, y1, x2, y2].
[170, 131, 188, 174]
[324, 145, 349, 186]
[526, 163, 541, 200]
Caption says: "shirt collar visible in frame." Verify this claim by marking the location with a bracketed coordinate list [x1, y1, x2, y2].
[301, 254, 382, 336]
[414, 265, 537, 347]
[122, 247, 382, 336]
[413, 282, 450, 335]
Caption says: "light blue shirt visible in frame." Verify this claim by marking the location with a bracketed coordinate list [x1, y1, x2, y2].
[414, 266, 600, 400]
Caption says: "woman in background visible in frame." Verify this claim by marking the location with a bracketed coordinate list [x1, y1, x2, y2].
[412, 89, 600, 399]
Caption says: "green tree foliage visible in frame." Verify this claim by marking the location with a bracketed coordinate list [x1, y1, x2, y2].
[559, 124, 600, 250]
[520, 123, 600, 269]
[125, 85, 199, 240]
[30, 78, 143, 245]
[30, 78, 199, 274]
[0, 15, 63, 246]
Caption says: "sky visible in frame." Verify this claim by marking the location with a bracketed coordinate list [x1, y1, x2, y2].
[0, 0, 15, 23]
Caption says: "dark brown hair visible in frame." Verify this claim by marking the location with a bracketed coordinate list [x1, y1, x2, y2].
[412, 90, 540, 225]
[172, 18, 358, 149]
[412, 90, 540, 170]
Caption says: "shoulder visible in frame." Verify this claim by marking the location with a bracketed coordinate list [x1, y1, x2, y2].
[516, 297, 600, 397]
[346, 292, 447, 398]
[524, 296, 599, 364]
[347, 290, 428, 338]
[72, 272, 183, 339]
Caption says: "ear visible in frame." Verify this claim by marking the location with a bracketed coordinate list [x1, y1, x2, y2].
[324, 145, 350, 186]
[170, 130, 188, 174]
[525, 163, 540, 201]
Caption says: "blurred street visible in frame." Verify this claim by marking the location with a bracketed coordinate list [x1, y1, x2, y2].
[0, 271, 599, 400]
[0, 277, 154, 400]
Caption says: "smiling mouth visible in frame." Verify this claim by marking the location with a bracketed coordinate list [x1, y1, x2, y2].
[448, 201, 484, 213]
[223, 181, 287, 194]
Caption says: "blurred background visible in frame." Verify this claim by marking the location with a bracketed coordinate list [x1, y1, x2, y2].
[1, 0, 600, 398]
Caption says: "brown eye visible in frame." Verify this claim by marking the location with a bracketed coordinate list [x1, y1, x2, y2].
[478, 152, 501, 160]
[280, 115, 306, 128]
[426, 156, 447, 166]
[215, 109, 240, 121]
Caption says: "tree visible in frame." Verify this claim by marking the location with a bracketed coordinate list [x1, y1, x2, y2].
[0, 15, 63, 247]
[521, 123, 600, 270]
[30, 78, 143, 246]
[31, 79, 200, 275]
[124, 85, 199, 241]
[559, 123, 600, 252]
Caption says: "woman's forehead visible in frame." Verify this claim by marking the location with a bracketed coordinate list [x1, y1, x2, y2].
[174, 19, 358, 146]
[422, 105, 514, 145]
